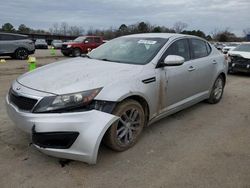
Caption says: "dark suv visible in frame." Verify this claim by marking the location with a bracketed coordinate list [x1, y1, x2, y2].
[0, 32, 35, 59]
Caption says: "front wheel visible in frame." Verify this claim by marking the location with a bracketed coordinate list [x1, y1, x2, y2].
[72, 48, 81, 57]
[104, 99, 145, 152]
[207, 75, 225, 104]
[14, 48, 28, 60]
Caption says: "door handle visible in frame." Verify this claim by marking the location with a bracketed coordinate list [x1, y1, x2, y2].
[212, 60, 217, 64]
[188, 66, 196, 71]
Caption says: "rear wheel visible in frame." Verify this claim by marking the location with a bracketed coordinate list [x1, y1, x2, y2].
[207, 75, 225, 104]
[15, 48, 28, 60]
[104, 99, 145, 151]
[72, 48, 81, 57]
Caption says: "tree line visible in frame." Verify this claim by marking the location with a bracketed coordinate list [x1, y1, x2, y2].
[0, 22, 249, 42]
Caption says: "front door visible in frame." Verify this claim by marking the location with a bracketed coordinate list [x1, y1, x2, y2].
[160, 38, 196, 110]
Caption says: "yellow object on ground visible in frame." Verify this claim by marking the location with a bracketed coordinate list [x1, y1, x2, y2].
[50, 46, 56, 56]
[0, 59, 6, 63]
[27, 56, 37, 71]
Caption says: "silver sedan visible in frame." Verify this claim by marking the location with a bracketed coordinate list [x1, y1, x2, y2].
[6, 33, 228, 164]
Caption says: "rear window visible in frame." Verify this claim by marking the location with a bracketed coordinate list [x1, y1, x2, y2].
[85, 37, 94, 43]
[190, 39, 209, 59]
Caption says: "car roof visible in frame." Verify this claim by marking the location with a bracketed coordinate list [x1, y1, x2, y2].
[122, 33, 199, 40]
[0, 32, 28, 38]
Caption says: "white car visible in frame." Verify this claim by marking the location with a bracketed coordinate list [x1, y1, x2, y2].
[6, 33, 227, 164]
[222, 43, 239, 54]
[228, 43, 250, 73]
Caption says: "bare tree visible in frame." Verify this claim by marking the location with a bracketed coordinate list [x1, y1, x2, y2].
[210, 28, 220, 39]
[68, 26, 84, 36]
[243, 28, 250, 36]
[49, 23, 59, 34]
[49, 22, 84, 36]
[173, 21, 188, 33]
[60, 22, 69, 36]
[211, 28, 239, 42]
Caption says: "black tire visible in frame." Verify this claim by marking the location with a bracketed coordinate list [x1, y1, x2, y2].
[62, 53, 70, 57]
[104, 99, 145, 152]
[207, 75, 225, 104]
[72, 48, 81, 57]
[15, 48, 29, 60]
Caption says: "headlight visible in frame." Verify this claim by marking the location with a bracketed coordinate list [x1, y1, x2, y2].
[67, 45, 72, 48]
[34, 88, 102, 113]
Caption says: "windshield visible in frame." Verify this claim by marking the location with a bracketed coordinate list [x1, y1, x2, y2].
[233, 44, 250, 52]
[88, 37, 167, 65]
[36, 39, 46, 42]
[228, 43, 239, 47]
[74, 37, 86, 43]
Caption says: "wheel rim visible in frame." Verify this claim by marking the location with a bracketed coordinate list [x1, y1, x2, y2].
[116, 108, 142, 146]
[17, 49, 27, 59]
[214, 78, 223, 100]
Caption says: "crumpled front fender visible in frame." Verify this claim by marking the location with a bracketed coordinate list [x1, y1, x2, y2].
[6, 96, 119, 164]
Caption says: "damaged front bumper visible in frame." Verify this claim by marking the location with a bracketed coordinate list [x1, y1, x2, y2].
[6, 96, 119, 164]
[229, 56, 250, 73]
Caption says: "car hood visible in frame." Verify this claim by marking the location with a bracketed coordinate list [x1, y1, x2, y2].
[17, 57, 143, 95]
[63, 42, 79, 45]
[228, 51, 250, 59]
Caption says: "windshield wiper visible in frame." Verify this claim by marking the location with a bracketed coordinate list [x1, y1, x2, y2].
[99, 58, 112, 62]
[99, 58, 123, 63]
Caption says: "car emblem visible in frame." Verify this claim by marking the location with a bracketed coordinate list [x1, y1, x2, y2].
[16, 87, 21, 90]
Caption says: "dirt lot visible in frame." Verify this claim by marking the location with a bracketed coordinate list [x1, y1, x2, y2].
[0, 50, 249, 188]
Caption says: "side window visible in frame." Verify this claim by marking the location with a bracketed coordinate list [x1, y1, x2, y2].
[85, 37, 94, 43]
[190, 39, 208, 59]
[163, 39, 190, 61]
[94, 37, 101, 43]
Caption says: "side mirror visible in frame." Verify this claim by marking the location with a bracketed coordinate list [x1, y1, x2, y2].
[84, 40, 89, 44]
[163, 55, 185, 66]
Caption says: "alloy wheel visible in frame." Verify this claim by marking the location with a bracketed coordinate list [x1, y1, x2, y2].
[116, 108, 141, 145]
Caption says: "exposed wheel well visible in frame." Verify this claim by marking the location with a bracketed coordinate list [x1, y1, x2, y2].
[122, 95, 150, 125]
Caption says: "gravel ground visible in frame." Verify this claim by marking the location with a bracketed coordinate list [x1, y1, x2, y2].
[0, 51, 249, 188]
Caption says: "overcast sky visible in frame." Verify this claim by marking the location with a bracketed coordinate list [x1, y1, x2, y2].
[1, 0, 249, 36]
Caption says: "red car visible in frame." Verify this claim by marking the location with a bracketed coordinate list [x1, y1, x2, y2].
[61, 36, 104, 57]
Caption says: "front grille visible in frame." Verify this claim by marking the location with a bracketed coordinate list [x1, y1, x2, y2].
[9, 89, 38, 111]
[231, 56, 250, 65]
[234, 63, 247, 69]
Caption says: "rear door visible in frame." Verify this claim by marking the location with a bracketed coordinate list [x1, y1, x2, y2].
[84, 37, 95, 52]
[93, 37, 102, 48]
[188, 38, 216, 95]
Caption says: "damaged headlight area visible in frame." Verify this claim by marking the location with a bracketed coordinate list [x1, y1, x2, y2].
[33, 88, 115, 113]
